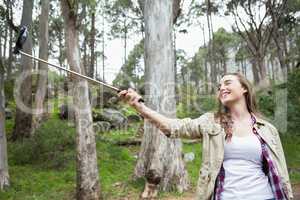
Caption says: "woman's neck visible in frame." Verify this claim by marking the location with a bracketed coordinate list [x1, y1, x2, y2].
[228, 99, 251, 121]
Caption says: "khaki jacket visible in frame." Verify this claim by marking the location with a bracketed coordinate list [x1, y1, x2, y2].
[169, 112, 293, 200]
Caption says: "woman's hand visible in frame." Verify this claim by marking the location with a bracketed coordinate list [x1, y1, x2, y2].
[118, 88, 143, 109]
[118, 88, 173, 136]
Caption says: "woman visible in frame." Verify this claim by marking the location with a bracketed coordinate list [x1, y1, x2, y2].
[118, 73, 293, 200]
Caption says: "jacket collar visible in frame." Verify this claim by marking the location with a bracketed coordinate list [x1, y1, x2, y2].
[251, 112, 280, 159]
[251, 112, 266, 127]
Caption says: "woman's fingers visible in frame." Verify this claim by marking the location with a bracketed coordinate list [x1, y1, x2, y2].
[118, 90, 128, 98]
[118, 88, 142, 106]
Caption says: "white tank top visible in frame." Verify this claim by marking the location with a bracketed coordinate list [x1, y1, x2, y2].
[221, 133, 274, 200]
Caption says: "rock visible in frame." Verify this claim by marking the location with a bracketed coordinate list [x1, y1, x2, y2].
[101, 108, 128, 128]
[107, 96, 119, 107]
[112, 182, 123, 187]
[59, 104, 75, 120]
[92, 110, 106, 122]
[93, 121, 111, 133]
[183, 152, 195, 162]
[91, 91, 116, 108]
[5, 108, 12, 119]
[127, 114, 142, 123]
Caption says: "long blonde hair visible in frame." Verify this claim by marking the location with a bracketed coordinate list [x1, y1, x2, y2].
[214, 72, 261, 141]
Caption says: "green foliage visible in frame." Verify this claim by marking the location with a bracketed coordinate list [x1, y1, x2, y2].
[182, 143, 202, 187]
[97, 142, 139, 198]
[186, 50, 205, 85]
[281, 135, 300, 183]
[254, 69, 300, 134]
[257, 90, 275, 118]
[48, 71, 64, 83]
[106, 0, 141, 39]
[4, 79, 14, 102]
[9, 118, 76, 169]
[113, 40, 144, 89]
[120, 104, 138, 117]
[235, 42, 250, 63]
[0, 165, 75, 200]
[212, 28, 235, 61]
[287, 69, 300, 132]
[176, 85, 218, 118]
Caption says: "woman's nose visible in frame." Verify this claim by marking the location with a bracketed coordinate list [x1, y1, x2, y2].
[220, 84, 226, 91]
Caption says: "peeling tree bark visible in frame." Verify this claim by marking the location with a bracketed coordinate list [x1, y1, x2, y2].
[134, 1, 189, 198]
[12, 0, 34, 140]
[61, 1, 101, 199]
[33, 0, 50, 131]
[0, 60, 9, 190]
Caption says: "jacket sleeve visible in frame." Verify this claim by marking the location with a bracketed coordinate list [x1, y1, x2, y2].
[269, 124, 294, 199]
[168, 112, 214, 139]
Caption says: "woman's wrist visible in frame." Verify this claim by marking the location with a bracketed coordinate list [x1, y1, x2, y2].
[132, 101, 146, 114]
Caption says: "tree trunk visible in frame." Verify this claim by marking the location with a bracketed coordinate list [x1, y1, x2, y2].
[251, 58, 260, 84]
[0, 60, 9, 190]
[12, 0, 34, 141]
[241, 59, 247, 78]
[61, 1, 101, 199]
[8, 1, 14, 75]
[83, 37, 88, 75]
[89, 11, 96, 79]
[206, 0, 216, 94]
[256, 52, 268, 86]
[201, 26, 209, 93]
[3, 22, 8, 59]
[124, 18, 127, 65]
[101, 1, 105, 82]
[0, 34, 2, 60]
[58, 28, 64, 73]
[33, 0, 50, 131]
[223, 58, 227, 74]
[134, 1, 189, 198]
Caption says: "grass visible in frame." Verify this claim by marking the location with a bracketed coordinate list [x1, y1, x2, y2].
[281, 134, 300, 183]
[1, 117, 300, 199]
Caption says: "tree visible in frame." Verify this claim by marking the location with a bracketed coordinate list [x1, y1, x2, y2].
[0, 55, 9, 190]
[269, 0, 300, 73]
[107, 0, 142, 64]
[33, 0, 50, 131]
[211, 28, 234, 75]
[89, 5, 96, 79]
[12, 0, 34, 140]
[134, 0, 189, 198]
[61, 1, 101, 199]
[226, 0, 277, 85]
[235, 41, 250, 78]
[113, 39, 144, 89]
[185, 0, 219, 93]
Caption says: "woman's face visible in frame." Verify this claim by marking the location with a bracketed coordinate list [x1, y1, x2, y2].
[217, 75, 247, 106]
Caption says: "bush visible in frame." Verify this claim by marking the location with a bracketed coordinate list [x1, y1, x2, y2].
[287, 68, 300, 133]
[257, 89, 275, 118]
[9, 118, 76, 169]
[177, 84, 218, 118]
[4, 79, 14, 102]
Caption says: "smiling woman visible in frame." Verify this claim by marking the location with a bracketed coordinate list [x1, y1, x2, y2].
[118, 72, 293, 200]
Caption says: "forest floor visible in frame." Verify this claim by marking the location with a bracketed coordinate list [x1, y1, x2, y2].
[293, 183, 300, 199]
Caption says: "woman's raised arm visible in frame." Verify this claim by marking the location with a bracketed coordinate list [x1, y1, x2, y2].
[118, 88, 208, 139]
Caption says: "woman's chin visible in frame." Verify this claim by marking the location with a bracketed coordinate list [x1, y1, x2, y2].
[220, 99, 234, 107]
